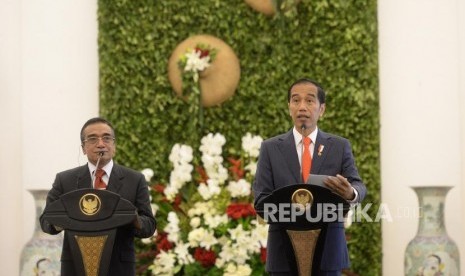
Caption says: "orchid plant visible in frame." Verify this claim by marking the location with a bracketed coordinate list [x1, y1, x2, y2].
[177, 43, 217, 134]
[178, 44, 216, 83]
[137, 133, 268, 276]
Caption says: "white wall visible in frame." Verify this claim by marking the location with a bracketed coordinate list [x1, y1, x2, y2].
[0, 0, 23, 272]
[0, 0, 98, 275]
[1, 0, 464, 275]
[460, 0, 465, 271]
[379, 0, 464, 275]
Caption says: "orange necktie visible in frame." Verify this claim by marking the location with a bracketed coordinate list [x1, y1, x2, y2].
[302, 137, 312, 182]
[94, 169, 107, 189]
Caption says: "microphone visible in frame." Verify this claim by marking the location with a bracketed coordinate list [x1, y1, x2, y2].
[91, 151, 105, 188]
[300, 124, 306, 183]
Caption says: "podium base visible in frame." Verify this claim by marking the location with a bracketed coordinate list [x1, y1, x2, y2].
[68, 230, 116, 276]
[75, 235, 108, 276]
[286, 229, 321, 276]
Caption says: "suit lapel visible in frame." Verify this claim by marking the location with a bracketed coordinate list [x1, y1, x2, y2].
[76, 165, 92, 189]
[311, 130, 332, 174]
[277, 130, 301, 183]
[107, 164, 124, 193]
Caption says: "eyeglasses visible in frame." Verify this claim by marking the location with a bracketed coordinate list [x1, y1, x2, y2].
[83, 135, 115, 145]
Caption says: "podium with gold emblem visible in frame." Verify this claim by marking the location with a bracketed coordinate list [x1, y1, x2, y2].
[258, 182, 350, 276]
[41, 188, 137, 276]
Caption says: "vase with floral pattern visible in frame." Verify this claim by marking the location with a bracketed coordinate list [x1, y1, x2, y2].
[20, 189, 62, 276]
[404, 186, 460, 276]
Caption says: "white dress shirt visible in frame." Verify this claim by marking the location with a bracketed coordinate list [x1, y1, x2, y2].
[292, 126, 318, 166]
[88, 159, 113, 188]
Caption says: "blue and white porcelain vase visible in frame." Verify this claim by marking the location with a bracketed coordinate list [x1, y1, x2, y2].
[20, 189, 62, 276]
[404, 186, 460, 276]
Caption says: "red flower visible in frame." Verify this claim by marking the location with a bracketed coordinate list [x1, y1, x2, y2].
[193, 247, 217, 268]
[228, 158, 245, 180]
[152, 183, 165, 193]
[155, 233, 173, 255]
[173, 194, 182, 210]
[226, 203, 256, 219]
[195, 47, 210, 58]
[260, 247, 267, 263]
[196, 166, 209, 184]
[158, 189, 182, 210]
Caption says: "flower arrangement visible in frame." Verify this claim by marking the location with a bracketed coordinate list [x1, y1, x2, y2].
[177, 43, 218, 135]
[138, 133, 268, 276]
[178, 43, 217, 83]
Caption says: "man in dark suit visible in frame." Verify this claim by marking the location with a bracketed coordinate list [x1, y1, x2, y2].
[40, 117, 156, 276]
[253, 79, 367, 275]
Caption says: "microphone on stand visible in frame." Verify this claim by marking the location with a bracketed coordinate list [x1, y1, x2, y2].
[91, 151, 105, 188]
[300, 123, 307, 183]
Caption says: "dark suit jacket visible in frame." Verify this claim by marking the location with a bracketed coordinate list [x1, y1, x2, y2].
[253, 129, 366, 273]
[40, 163, 156, 276]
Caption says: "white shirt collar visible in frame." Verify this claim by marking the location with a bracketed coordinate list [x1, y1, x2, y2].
[88, 159, 113, 177]
[293, 126, 318, 146]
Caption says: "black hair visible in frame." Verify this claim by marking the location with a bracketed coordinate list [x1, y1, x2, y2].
[80, 117, 115, 143]
[287, 78, 326, 104]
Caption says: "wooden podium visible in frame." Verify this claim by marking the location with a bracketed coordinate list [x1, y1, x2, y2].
[259, 183, 350, 276]
[42, 188, 137, 276]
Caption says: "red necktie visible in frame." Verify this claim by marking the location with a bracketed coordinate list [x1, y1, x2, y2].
[94, 169, 107, 189]
[302, 137, 312, 182]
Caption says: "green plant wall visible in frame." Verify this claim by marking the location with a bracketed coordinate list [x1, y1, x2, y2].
[98, 0, 380, 275]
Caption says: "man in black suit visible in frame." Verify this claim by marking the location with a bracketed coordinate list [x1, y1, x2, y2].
[253, 79, 367, 275]
[40, 117, 156, 276]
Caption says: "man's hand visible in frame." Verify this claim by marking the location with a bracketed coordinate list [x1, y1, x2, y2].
[53, 225, 63, 232]
[133, 213, 141, 230]
[323, 174, 355, 201]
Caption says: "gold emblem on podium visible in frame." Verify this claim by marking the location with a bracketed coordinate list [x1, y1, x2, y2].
[291, 188, 313, 211]
[79, 193, 102, 215]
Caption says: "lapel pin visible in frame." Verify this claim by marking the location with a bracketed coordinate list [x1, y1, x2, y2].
[318, 145, 324, 156]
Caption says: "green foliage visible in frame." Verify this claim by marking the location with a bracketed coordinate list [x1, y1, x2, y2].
[98, 0, 380, 275]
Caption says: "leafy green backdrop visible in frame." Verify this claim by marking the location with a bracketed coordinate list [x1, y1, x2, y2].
[98, 0, 380, 275]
